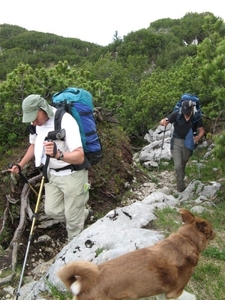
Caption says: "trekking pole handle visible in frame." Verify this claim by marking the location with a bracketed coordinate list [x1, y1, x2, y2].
[44, 139, 57, 158]
[9, 163, 38, 196]
[161, 126, 166, 150]
[42, 138, 53, 183]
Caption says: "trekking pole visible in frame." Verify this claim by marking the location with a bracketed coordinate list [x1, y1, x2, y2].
[9, 163, 38, 196]
[157, 126, 166, 172]
[197, 162, 201, 180]
[196, 148, 201, 180]
[15, 156, 50, 299]
[193, 132, 201, 180]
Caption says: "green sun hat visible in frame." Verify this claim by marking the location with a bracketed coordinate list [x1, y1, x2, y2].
[22, 94, 54, 123]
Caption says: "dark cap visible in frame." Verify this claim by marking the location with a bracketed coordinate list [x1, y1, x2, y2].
[181, 100, 194, 114]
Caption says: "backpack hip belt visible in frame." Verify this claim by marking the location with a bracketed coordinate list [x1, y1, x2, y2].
[50, 157, 90, 172]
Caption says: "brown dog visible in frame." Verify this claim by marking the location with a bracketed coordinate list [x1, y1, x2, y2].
[57, 209, 215, 300]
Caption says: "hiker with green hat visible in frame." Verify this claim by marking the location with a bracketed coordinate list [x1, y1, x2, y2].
[160, 99, 205, 192]
[9, 94, 92, 242]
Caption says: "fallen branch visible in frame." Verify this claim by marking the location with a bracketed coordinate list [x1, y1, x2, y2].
[0, 173, 42, 286]
[0, 200, 10, 236]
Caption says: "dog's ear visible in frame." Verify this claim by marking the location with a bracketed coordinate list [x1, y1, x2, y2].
[195, 218, 216, 240]
[179, 208, 195, 224]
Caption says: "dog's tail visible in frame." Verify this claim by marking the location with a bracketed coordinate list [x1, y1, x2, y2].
[57, 260, 100, 296]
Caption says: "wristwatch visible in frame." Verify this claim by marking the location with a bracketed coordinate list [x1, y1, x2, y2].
[57, 149, 64, 160]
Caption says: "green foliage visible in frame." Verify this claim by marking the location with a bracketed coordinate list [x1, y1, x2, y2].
[203, 247, 225, 261]
[191, 261, 225, 299]
[0, 24, 27, 42]
[120, 28, 166, 61]
[0, 12, 225, 160]
[95, 247, 104, 256]
[0, 24, 102, 80]
[213, 133, 225, 172]
[45, 279, 73, 300]
[88, 122, 134, 205]
[186, 146, 223, 183]
[153, 207, 179, 236]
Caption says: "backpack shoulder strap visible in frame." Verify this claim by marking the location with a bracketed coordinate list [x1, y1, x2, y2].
[54, 108, 66, 130]
[193, 111, 202, 123]
[175, 108, 182, 123]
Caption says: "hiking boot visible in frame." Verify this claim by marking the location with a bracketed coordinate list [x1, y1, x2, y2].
[177, 186, 186, 192]
[85, 209, 94, 224]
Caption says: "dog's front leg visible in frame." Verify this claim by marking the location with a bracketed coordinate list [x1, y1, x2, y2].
[156, 294, 167, 300]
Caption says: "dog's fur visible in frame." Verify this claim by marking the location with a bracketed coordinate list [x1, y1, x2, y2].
[57, 209, 215, 300]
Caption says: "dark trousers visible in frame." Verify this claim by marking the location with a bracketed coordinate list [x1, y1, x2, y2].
[171, 138, 192, 191]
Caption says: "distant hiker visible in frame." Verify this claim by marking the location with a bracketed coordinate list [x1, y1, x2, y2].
[9, 94, 92, 241]
[160, 99, 205, 192]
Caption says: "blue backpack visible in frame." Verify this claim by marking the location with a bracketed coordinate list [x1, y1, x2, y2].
[174, 93, 202, 116]
[51, 87, 103, 165]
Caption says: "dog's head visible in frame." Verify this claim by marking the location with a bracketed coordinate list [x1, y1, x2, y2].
[178, 208, 216, 251]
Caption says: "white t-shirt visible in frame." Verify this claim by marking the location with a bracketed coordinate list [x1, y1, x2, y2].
[29, 107, 83, 169]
